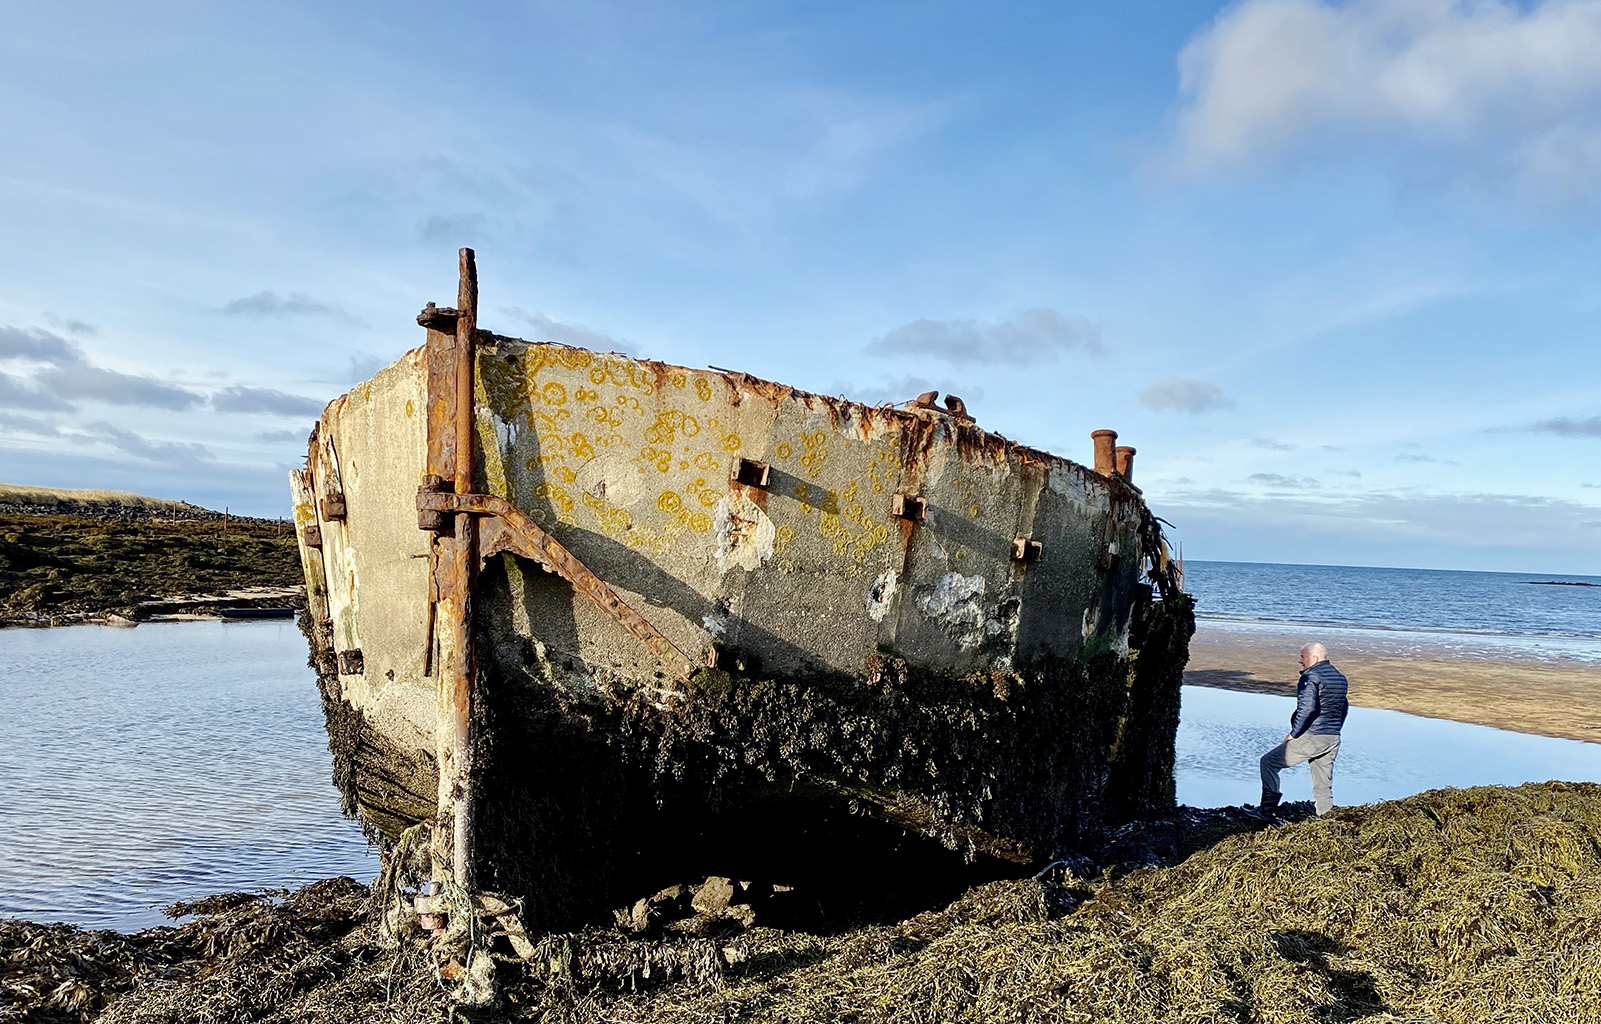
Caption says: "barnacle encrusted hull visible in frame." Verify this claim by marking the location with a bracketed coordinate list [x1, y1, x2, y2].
[289, 262, 1191, 930]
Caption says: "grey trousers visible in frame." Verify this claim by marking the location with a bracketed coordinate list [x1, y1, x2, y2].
[1261, 733, 1341, 815]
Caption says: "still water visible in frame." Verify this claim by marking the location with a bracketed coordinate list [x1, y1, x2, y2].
[2, 623, 1599, 932]
[0, 621, 373, 932]
[1178, 685, 1601, 808]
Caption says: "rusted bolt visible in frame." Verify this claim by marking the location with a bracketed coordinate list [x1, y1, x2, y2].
[320, 494, 347, 521]
[1091, 430, 1118, 476]
[1011, 538, 1043, 563]
[416, 474, 452, 533]
[732, 458, 771, 488]
[944, 394, 972, 420]
[418, 913, 446, 932]
[891, 493, 928, 522]
[1115, 446, 1136, 481]
[303, 525, 323, 549]
[906, 390, 940, 410]
[416, 302, 459, 331]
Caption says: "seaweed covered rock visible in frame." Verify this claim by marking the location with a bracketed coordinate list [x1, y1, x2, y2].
[11, 784, 1601, 1023]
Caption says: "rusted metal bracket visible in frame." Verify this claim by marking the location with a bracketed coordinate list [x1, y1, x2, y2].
[1012, 538, 1043, 563]
[417, 488, 698, 681]
[732, 457, 770, 488]
[891, 493, 928, 522]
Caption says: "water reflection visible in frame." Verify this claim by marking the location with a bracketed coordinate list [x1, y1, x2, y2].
[1178, 685, 1601, 809]
[0, 621, 372, 932]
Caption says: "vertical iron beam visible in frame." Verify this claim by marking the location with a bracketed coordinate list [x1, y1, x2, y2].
[447, 248, 479, 892]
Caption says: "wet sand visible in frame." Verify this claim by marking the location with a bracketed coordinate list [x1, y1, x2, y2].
[1185, 624, 1601, 745]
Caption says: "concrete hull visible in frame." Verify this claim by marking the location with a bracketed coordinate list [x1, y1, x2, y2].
[290, 295, 1191, 930]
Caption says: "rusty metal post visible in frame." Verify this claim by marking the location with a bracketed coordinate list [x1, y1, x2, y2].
[1091, 429, 1118, 476]
[1115, 445, 1136, 482]
[447, 248, 479, 892]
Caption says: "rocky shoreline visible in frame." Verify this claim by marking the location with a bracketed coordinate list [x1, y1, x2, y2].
[0, 501, 302, 629]
[5, 784, 1599, 1023]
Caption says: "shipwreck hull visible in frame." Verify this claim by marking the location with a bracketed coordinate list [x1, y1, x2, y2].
[290, 251, 1192, 931]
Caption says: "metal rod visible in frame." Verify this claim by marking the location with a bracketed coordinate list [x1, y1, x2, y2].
[449, 247, 479, 892]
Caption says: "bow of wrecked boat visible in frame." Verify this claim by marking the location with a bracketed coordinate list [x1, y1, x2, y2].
[288, 250, 1193, 949]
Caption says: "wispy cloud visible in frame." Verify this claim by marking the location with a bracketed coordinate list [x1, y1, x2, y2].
[1535, 415, 1601, 438]
[0, 412, 60, 435]
[420, 213, 488, 247]
[1170, 0, 1601, 197]
[221, 291, 363, 325]
[41, 313, 98, 336]
[0, 325, 80, 364]
[36, 363, 204, 410]
[2, 323, 205, 410]
[73, 422, 214, 466]
[1163, 485, 1601, 564]
[253, 429, 305, 443]
[1396, 453, 1457, 465]
[211, 385, 325, 418]
[1250, 436, 1296, 451]
[869, 309, 1100, 366]
[1139, 376, 1234, 413]
[1248, 472, 1319, 488]
[501, 307, 634, 354]
[0, 370, 74, 411]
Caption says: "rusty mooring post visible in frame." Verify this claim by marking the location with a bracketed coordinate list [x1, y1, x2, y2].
[447, 248, 479, 892]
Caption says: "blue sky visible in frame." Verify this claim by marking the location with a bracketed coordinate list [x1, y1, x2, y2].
[2, 0, 1599, 573]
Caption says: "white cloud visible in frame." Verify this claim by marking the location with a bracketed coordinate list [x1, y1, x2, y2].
[1139, 376, 1235, 413]
[1173, 0, 1601, 193]
[869, 309, 1100, 366]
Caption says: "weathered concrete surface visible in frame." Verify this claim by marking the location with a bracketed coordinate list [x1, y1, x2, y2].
[291, 319, 1191, 931]
[469, 338, 1148, 686]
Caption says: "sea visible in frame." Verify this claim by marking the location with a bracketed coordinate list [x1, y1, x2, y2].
[1183, 560, 1601, 665]
[1, 561, 1598, 931]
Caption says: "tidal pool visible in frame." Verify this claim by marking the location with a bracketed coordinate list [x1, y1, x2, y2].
[4, 623, 1599, 933]
[0, 620, 373, 932]
[1178, 684, 1601, 808]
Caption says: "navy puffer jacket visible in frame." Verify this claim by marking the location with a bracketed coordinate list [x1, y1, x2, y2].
[1290, 660, 1348, 737]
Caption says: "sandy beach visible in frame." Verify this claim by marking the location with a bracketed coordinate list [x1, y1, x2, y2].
[1186, 622, 1601, 745]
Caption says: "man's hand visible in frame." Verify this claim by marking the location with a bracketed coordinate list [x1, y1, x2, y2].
[1284, 733, 1293, 743]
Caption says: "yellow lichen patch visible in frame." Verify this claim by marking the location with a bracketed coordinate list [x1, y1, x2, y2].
[589, 358, 657, 394]
[294, 502, 317, 526]
[404, 399, 414, 418]
[523, 344, 594, 379]
[688, 512, 712, 533]
[776, 442, 792, 460]
[799, 431, 827, 477]
[774, 523, 796, 554]
[819, 508, 891, 565]
[657, 491, 684, 514]
[694, 377, 713, 401]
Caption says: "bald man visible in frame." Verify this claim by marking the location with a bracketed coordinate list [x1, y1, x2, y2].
[1257, 642, 1349, 817]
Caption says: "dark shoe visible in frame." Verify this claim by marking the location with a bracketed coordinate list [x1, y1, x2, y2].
[1258, 791, 1281, 814]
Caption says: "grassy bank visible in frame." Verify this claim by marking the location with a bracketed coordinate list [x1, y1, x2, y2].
[0, 490, 302, 625]
[5, 782, 1599, 1023]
